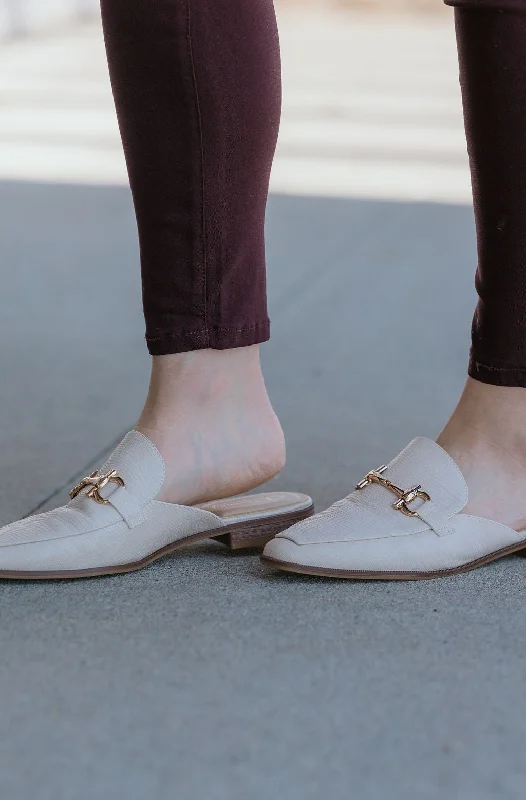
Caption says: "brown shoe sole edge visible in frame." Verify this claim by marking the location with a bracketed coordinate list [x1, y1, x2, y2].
[260, 538, 526, 581]
[0, 503, 315, 581]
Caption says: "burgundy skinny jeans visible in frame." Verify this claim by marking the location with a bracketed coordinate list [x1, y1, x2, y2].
[102, 0, 526, 387]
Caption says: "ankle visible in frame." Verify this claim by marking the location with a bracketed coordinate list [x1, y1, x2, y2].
[137, 345, 270, 428]
[437, 377, 526, 464]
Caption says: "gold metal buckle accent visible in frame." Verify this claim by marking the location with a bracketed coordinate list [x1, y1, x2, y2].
[69, 469, 125, 505]
[356, 465, 431, 518]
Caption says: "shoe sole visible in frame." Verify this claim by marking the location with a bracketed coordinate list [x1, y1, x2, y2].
[260, 538, 526, 581]
[0, 504, 314, 580]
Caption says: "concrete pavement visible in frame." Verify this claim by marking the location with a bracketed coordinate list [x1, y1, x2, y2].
[3, 180, 524, 800]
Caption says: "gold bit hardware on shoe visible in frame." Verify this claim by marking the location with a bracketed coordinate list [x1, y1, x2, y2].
[356, 465, 431, 518]
[69, 469, 125, 505]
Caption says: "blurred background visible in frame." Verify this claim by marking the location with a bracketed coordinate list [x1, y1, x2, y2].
[0, 0, 470, 201]
[5, 5, 521, 800]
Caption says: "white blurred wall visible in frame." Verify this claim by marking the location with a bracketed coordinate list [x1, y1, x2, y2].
[0, 0, 99, 37]
[0, 5, 469, 202]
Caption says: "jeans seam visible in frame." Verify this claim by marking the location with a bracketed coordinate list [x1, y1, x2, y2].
[186, 1, 209, 346]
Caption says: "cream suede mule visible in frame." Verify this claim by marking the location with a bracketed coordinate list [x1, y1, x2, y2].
[0, 431, 313, 579]
[262, 437, 526, 580]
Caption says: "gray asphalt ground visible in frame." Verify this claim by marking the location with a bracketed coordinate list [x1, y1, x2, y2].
[2, 180, 526, 800]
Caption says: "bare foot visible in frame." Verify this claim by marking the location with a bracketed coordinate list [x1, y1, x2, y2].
[135, 345, 286, 506]
[437, 377, 526, 531]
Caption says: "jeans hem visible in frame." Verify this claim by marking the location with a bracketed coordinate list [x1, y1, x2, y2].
[469, 354, 526, 387]
[146, 320, 270, 355]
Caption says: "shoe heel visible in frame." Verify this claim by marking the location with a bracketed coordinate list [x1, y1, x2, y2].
[214, 504, 314, 551]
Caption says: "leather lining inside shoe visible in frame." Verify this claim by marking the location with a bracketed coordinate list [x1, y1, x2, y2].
[195, 492, 312, 522]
